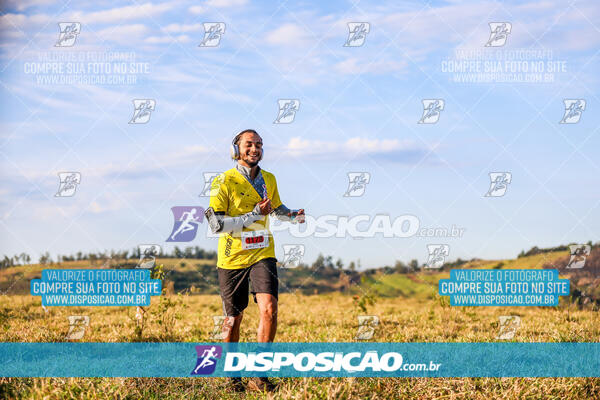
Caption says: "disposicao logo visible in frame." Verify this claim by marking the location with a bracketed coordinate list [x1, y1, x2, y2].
[223, 351, 405, 372]
[191, 347, 442, 375]
[191, 345, 222, 375]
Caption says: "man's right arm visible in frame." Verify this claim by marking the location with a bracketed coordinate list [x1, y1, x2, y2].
[204, 205, 264, 234]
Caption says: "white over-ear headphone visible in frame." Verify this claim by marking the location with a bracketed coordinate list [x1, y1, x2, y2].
[230, 130, 263, 161]
[230, 139, 240, 160]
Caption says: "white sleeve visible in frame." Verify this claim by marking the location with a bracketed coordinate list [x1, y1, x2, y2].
[205, 204, 264, 234]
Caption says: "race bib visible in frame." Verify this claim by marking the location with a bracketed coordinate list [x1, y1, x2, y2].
[241, 230, 269, 250]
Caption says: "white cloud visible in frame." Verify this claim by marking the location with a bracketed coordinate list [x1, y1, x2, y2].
[282, 137, 428, 162]
[3, 83, 100, 120]
[95, 24, 148, 40]
[162, 23, 204, 33]
[206, 0, 248, 8]
[87, 194, 125, 214]
[187, 0, 247, 14]
[188, 6, 205, 15]
[265, 23, 313, 46]
[376, 0, 600, 54]
[145, 67, 254, 103]
[3, 0, 55, 12]
[0, 29, 26, 40]
[0, 12, 51, 30]
[98, 145, 214, 181]
[334, 57, 408, 75]
[379, 3, 491, 47]
[69, 2, 173, 24]
[145, 34, 191, 44]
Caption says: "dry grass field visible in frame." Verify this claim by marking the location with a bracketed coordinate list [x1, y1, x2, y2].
[0, 249, 598, 399]
[0, 291, 599, 399]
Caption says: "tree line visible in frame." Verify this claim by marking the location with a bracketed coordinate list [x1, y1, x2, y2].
[0, 246, 217, 269]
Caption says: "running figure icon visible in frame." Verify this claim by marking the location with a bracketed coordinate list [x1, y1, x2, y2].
[193, 346, 218, 373]
[166, 206, 205, 242]
[191, 345, 222, 375]
[171, 208, 201, 240]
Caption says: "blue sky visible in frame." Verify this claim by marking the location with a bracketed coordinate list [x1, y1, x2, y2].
[1, 0, 599, 268]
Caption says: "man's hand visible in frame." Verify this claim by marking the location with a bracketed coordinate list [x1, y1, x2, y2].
[257, 198, 272, 215]
[293, 209, 305, 223]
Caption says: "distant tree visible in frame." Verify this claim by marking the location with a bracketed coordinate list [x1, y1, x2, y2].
[382, 265, 395, 274]
[39, 252, 52, 265]
[174, 246, 183, 258]
[193, 246, 205, 259]
[394, 260, 408, 273]
[348, 261, 356, 272]
[409, 259, 419, 271]
[324, 255, 334, 269]
[312, 254, 325, 270]
[19, 253, 31, 264]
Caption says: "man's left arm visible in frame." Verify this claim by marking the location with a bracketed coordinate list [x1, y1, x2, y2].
[269, 175, 304, 223]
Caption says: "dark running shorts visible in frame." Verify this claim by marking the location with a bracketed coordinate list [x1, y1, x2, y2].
[217, 257, 278, 316]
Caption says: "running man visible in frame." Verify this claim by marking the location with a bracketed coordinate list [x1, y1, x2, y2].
[204, 129, 305, 392]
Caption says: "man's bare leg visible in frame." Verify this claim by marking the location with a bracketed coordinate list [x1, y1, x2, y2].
[222, 313, 245, 392]
[248, 293, 278, 392]
[255, 293, 277, 342]
[223, 313, 243, 342]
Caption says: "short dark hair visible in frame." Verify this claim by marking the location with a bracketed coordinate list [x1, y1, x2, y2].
[233, 129, 260, 145]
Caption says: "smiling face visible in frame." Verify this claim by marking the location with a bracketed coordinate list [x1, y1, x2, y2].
[237, 131, 263, 167]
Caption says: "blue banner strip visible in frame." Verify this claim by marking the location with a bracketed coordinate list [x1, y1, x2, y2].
[30, 269, 162, 307]
[439, 269, 570, 306]
[0, 343, 598, 377]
